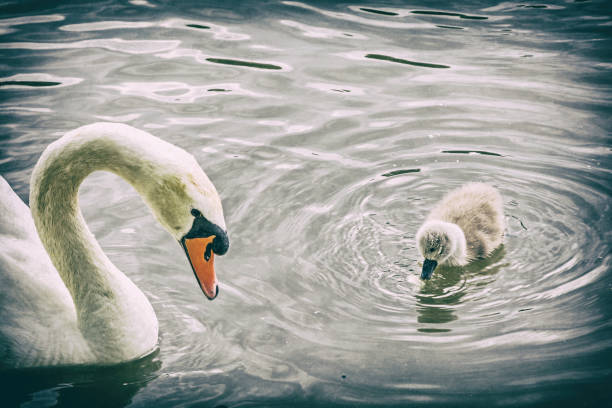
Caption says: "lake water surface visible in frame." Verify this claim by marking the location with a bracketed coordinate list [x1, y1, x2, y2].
[1, 0, 611, 407]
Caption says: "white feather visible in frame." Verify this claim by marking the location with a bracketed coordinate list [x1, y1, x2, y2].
[416, 182, 505, 269]
[0, 123, 226, 368]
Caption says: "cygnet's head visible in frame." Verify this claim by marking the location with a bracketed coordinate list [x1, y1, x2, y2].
[142, 155, 229, 301]
[416, 220, 462, 280]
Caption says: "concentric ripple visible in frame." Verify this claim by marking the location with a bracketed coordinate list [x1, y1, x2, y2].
[261, 144, 611, 356]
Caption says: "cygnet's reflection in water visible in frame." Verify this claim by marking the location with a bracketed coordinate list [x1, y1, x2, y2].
[2, 351, 161, 407]
[416, 247, 507, 328]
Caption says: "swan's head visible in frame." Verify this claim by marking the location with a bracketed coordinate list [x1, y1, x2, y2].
[143, 157, 229, 301]
[416, 220, 462, 280]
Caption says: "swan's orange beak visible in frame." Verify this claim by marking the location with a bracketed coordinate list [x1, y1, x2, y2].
[183, 236, 218, 300]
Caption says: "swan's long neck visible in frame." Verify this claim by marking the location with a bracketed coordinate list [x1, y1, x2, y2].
[29, 123, 180, 362]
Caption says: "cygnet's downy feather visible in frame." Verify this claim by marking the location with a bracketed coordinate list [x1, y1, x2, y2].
[416, 182, 504, 279]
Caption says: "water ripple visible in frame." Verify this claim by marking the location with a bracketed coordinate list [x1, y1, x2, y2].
[206, 58, 283, 70]
[279, 19, 367, 40]
[0, 14, 64, 26]
[410, 10, 488, 20]
[100, 81, 264, 104]
[358, 8, 399, 17]
[0, 38, 180, 54]
[283, 1, 436, 29]
[60, 20, 155, 31]
[366, 53, 451, 69]
[0, 73, 82, 88]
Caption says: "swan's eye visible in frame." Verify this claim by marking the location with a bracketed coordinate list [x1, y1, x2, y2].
[191, 208, 202, 217]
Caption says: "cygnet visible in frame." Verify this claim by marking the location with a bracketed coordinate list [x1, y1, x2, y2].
[416, 182, 504, 280]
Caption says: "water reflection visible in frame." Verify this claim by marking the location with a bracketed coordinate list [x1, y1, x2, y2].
[0, 73, 82, 88]
[417, 267, 465, 324]
[59, 18, 250, 41]
[441, 150, 503, 156]
[2, 352, 161, 407]
[0, 80, 60, 87]
[0, 14, 64, 36]
[365, 53, 451, 69]
[280, 19, 366, 39]
[185, 23, 209, 30]
[410, 10, 488, 20]
[416, 247, 506, 327]
[100, 81, 262, 104]
[283, 1, 435, 29]
[359, 8, 399, 17]
[206, 57, 283, 70]
[0, 38, 180, 54]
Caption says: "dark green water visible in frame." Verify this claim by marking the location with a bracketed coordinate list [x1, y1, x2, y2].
[1, 0, 611, 407]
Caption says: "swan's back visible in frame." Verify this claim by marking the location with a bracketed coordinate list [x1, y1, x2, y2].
[0, 177, 91, 367]
[0, 178, 33, 239]
[428, 182, 504, 259]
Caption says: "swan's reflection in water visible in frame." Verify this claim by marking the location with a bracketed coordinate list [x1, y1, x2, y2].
[2, 351, 161, 407]
[416, 247, 506, 327]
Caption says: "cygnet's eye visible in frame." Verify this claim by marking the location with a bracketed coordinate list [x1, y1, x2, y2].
[191, 208, 202, 217]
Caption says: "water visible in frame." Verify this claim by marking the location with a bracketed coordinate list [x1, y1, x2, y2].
[1, 0, 611, 407]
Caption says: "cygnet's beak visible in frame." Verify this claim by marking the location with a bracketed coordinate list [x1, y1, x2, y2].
[182, 236, 218, 300]
[421, 259, 438, 280]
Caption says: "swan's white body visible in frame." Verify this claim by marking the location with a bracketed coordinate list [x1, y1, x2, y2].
[416, 183, 504, 278]
[0, 123, 226, 368]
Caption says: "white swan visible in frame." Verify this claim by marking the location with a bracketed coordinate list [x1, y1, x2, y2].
[416, 182, 504, 280]
[0, 123, 229, 368]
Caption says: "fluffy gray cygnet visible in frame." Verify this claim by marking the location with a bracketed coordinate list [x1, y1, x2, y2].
[416, 182, 505, 280]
